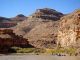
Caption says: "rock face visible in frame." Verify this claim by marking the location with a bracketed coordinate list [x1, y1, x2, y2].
[10, 14, 27, 23]
[0, 17, 15, 28]
[24, 21, 59, 48]
[0, 17, 10, 22]
[0, 29, 29, 47]
[13, 8, 63, 48]
[0, 14, 27, 28]
[13, 8, 80, 48]
[31, 8, 63, 20]
[0, 8, 80, 48]
[57, 9, 80, 47]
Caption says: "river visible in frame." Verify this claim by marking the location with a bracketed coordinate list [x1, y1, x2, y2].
[0, 55, 80, 60]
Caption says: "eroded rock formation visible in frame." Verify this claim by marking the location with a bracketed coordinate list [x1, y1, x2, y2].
[31, 8, 63, 20]
[13, 8, 63, 48]
[0, 29, 29, 47]
[13, 8, 80, 48]
[0, 8, 80, 49]
[57, 9, 80, 47]
[0, 14, 27, 28]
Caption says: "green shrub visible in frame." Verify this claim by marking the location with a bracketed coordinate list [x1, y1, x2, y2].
[11, 47, 77, 56]
[16, 48, 35, 53]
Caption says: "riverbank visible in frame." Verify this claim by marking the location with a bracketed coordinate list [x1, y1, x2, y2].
[0, 50, 80, 56]
[0, 47, 80, 56]
[0, 55, 80, 60]
[11, 47, 80, 56]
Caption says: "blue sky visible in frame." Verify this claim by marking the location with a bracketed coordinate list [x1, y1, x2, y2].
[0, 0, 80, 17]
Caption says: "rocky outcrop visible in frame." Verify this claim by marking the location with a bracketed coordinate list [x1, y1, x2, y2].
[13, 8, 80, 48]
[0, 29, 29, 47]
[24, 21, 59, 48]
[10, 14, 27, 23]
[0, 17, 10, 22]
[0, 8, 80, 49]
[57, 9, 80, 47]
[0, 14, 27, 28]
[0, 23, 17, 28]
[13, 8, 63, 48]
[31, 8, 63, 20]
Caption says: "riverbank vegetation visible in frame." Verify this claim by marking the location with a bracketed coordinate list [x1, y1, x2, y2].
[10, 47, 79, 56]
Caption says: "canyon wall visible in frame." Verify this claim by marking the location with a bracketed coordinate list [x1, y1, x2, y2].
[57, 10, 80, 47]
